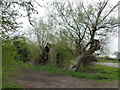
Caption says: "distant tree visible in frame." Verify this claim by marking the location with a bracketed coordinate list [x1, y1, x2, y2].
[29, 17, 53, 64]
[31, 18, 52, 50]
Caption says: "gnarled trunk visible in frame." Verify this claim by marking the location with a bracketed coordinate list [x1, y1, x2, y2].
[69, 39, 100, 72]
[48, 44, 57, 65]
[35, 43, 57, 65]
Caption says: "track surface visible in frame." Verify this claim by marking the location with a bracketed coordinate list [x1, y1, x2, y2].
[10, 66, 118, 88]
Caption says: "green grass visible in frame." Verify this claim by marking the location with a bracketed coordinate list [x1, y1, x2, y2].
[2, 81, 21, 88]
[18, 62, 120, 81]
[2, 64, 22, 88]
[3, 60, 119, 88]
[97, 57, 120, 63]
[98, 60, 120, 63]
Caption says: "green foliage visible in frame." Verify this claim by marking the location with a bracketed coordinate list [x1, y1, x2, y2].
[19, 63, 119, 81]
[2, 36, 30, 88]
[2, 68, 22, 88]
[27, 42, 41, 63]
[54, 40, 74, 69]
[2, 42, 22, 88]
[2, 43, 18, 66]
[2, 82, 21, 88]
[1, 1, 37, 39]
[81, 55, 98, 67]
[13, 36, 30, 63]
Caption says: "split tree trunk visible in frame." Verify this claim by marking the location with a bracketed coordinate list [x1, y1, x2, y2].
[69, 39, 100, 72]
[36, 43, 57, 65]
[48, 45, 57, 65]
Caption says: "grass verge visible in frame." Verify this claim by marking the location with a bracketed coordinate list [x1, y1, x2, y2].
[97, 60, 120, 63]
[2, 64, 22, 88]
[18, 62, 120, 82]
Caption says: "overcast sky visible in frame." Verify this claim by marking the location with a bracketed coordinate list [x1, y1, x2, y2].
[17, 0, 119, 57]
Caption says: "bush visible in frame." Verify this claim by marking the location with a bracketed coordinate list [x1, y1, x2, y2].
[2, 42, 20, 86]
[54, 41, 74, 69]
[27, 43, 41, 64]
[13, 36, 30, 63]
[82, 55, 98, 66]
[2, 37, 30, 88]
[2, 43, 19, 66]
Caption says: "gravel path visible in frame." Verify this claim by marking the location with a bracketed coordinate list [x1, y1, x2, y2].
[10, 66, 118, 88]
[95, 63, 120, 68]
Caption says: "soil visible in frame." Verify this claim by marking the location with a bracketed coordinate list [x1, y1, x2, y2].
[10, 66, 118, 88]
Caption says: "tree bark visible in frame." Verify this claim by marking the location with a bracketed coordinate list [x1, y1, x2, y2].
[69, 39, 100, 72]
[37, 43, 57, 65]
[48, 45, 57, 65]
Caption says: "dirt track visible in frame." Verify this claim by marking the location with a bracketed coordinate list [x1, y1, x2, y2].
[10, 66, 118, 88]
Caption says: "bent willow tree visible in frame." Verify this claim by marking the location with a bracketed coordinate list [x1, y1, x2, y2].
[48, 0, 119, 72]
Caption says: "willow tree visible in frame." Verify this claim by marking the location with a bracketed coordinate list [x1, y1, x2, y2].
[28, 17, 58, 65]
[46, 0, 119, 71]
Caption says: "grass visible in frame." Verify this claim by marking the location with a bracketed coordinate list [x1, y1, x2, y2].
[2, 60, 119, 88]
[98, 60, 120, 63]
[2, 82, 21, 88]
[18, 62, 120, 82]
[97, 57, 120, 63]
[2, 64, 22, 88]
[2, 43, 22, 88]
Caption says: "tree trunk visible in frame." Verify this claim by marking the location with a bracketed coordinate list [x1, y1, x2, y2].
[36, 43, 57, 65]
[48, 45, 57, 65]
[69, 39, 100, 72]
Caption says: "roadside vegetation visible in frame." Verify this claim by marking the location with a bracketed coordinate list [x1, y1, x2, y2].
[97, 57, 120, 63]
[2, 41, 22, 88]
[98, 60, 120, 63]
[2, 38, 119, 88]
[19, 62, 120, 81]
[1, 0, 119, 88]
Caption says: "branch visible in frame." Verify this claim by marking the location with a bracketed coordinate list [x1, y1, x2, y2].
[98, 2, 119, 24]
[95, 0, 109, 28]
[82, 3, 93, 26]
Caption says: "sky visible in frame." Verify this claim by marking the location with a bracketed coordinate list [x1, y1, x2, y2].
[16, 0, 119, 57]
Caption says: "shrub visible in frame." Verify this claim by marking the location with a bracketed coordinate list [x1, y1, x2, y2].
[27, 43, 41, 64]
[2, 42, 19, 84]
[82, 55, 98, 66]
[13, 36, 30, 63]
[54, 41, 74, 69]
[2, 43, 19, 66]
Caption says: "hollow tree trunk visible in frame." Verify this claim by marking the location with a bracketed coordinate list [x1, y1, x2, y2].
[37, 43, 57, 65]
[48, 46, 57, 65]
[69, 39, 100, 72]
